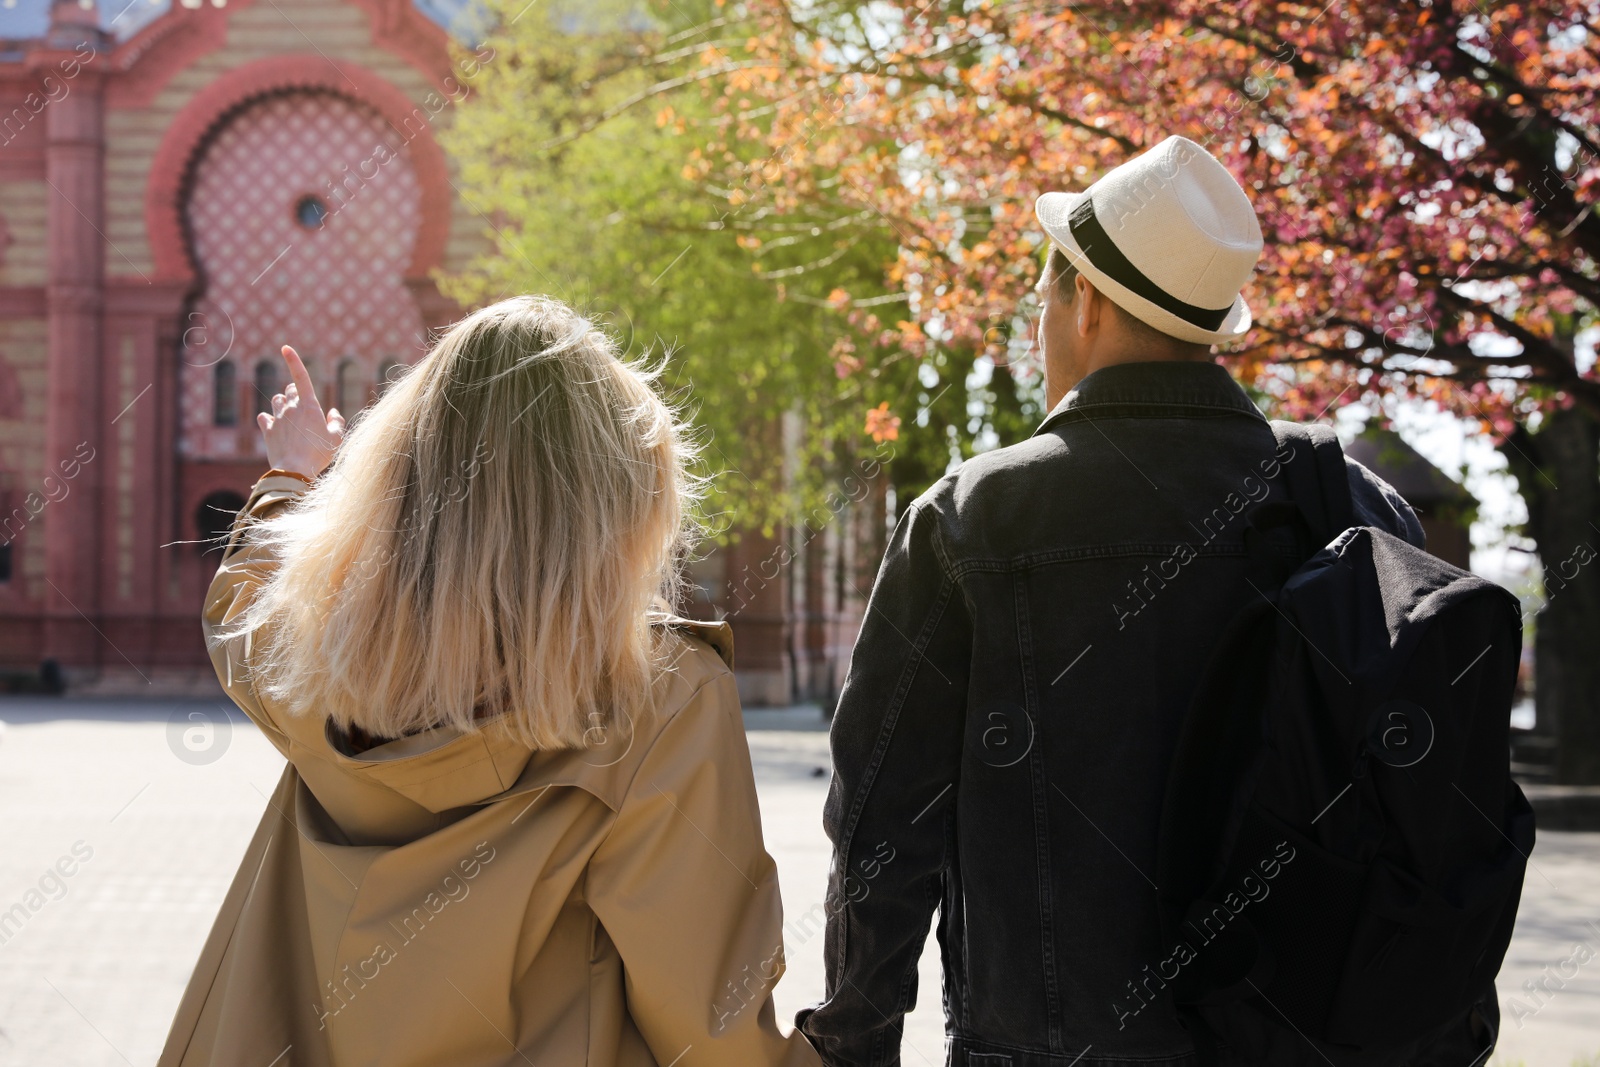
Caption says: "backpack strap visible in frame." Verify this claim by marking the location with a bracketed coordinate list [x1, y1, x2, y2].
[1269, 421, 1354, 546]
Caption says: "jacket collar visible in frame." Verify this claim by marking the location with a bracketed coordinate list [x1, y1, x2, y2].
[1033, 360, 1266, 438]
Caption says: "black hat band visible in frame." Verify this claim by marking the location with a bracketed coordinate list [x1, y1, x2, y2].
[1067, 196, 1234, 331]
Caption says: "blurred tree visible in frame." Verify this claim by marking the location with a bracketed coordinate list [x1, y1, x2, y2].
[441, 0, 852, 538]
[680, 0, 1600, 778]
[438, 0, 1031, 542]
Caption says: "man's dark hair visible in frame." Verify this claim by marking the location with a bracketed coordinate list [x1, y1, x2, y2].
[1036, 245, 1209, 354]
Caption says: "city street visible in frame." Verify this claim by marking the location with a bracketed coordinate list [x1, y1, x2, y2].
[0, 697, 1595, 1066]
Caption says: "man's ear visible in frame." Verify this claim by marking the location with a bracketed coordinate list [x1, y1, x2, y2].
[1074, 274, 1099, 337]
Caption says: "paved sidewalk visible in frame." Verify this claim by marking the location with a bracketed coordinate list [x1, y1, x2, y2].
[0, 699, 1595, 1066]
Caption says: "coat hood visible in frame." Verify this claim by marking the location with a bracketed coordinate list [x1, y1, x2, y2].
[306, 616, 736, 815]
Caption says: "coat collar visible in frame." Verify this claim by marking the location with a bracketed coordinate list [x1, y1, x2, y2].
[1033, 360, 1266, 438]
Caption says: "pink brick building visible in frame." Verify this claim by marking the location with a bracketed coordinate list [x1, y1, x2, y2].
[0, 0, 869, 704]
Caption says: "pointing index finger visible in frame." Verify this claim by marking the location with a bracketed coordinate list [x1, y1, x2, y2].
[280, 345, 320, 412]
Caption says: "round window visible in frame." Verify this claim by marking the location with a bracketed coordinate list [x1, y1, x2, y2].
[294, 194, 329, 229]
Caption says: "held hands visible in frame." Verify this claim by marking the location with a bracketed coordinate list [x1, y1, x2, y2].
[258, 345, 345, 479]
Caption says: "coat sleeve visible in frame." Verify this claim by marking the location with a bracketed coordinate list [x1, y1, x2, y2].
[586, 661, 821, 1067]
[201, 471, 310, 754]
[795, 499, 971, 1067]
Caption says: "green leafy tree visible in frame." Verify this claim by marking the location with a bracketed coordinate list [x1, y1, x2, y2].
[439, 0, 998, 536]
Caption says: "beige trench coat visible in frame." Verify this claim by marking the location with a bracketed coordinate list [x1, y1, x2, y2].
[159, 472, 822, 1067]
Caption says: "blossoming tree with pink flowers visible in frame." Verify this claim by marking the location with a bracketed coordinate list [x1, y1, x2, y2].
[679, 0, 1600, 778]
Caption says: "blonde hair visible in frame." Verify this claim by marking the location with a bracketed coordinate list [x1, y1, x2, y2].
[230, 295, 699, 749]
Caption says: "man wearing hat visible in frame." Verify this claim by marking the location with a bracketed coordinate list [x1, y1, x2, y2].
[795, 138, 1486, 1064]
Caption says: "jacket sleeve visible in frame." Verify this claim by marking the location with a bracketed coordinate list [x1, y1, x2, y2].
[795, 499, 971, 1067]
[201, 471, 310, 754]
[586, 661, 821, 1067]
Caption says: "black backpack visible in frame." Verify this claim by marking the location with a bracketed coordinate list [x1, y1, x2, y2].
[1156, 422, 1534, 1066]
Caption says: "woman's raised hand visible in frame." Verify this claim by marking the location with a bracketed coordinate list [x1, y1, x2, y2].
[258, 345, 345, 479]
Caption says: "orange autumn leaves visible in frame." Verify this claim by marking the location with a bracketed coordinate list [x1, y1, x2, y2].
[864, 402, 901, 443]
[675, 0, 1597, 439]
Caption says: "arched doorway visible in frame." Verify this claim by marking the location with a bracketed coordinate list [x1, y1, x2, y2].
[177, 89, 427, 460]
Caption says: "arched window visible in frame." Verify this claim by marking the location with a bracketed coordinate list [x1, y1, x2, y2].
[196, 489, 249, 553]
[377, 358, 403, 397]
[212, 361, 237, 427]
[253, 359, 280, 416]
[337, 358, 363, 415]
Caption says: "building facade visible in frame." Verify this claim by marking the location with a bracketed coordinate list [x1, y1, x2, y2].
[0, 0, 871, 705]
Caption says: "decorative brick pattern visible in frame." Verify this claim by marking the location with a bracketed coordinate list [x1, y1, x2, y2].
[142, 55, 456, 287]
[178, 89, 424, 459]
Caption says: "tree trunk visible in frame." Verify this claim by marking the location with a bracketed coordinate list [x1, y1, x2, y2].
[1503, 408, 1600, 784]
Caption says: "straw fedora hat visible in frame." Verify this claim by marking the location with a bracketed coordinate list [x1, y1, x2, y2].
[1035, 135, 1263, 345]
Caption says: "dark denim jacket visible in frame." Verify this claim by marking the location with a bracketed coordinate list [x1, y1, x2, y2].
[795, 361, 1425, 1067]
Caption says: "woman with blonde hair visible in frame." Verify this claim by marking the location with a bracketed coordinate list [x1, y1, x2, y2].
[160, 296, 821, 1067]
